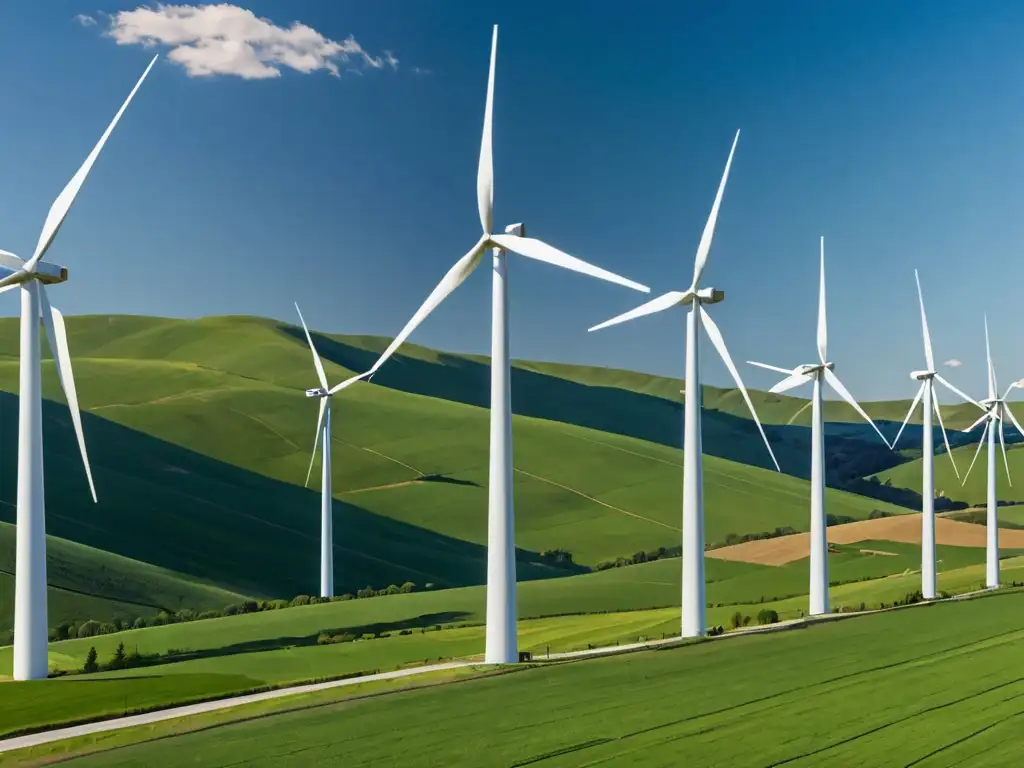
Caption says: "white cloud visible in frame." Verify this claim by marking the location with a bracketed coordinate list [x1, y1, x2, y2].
[74, 13, 98, 27]
[83, 3, 397, 80]
[412, 66, 432, 76]
[943, 359, 962, 368]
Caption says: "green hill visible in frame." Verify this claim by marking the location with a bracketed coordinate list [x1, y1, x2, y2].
[874, 437, 1024, 505]
[0, 314, 961, 632]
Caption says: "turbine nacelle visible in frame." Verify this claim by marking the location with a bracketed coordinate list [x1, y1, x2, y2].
[305, 387, 329, 399]
[911, 369, 936, 381]
[694, 287, 725, 305]
[0, 251, 68, 286]
[800, 361, 834, 376]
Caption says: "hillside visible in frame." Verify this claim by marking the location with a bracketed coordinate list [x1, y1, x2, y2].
[0, 314, 994, 631]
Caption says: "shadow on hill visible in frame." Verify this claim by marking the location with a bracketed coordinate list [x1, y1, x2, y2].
[418, 474, 479, 488]
[282, 327, 905, 483]
[0, 393, 584, 630]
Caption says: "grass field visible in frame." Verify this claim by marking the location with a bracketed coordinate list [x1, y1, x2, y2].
[2, 548, 1021, 744]
[0, 314, 919, 634]
[20, 588, 1024, 767]
[6, 538, 1002, 678]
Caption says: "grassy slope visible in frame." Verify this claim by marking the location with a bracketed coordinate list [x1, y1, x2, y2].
[39, 590, 1024, 767]
[0, 315, 911, 633]
[4, 540, 1012, 676]
[0, 522, 248, 634]
[875, 439, 1024, 504]
[3, 556, 1023, 740]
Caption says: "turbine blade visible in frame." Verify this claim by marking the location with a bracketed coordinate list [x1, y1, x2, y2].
[962, 419, 988, 486]
[587, 291, 688, 333]
[294, 303, 329, 391]
[491, 234, 649, 293]
[914, 269, 934, 371]
[25, 55, 158, 273]
[817, 236, 827, 365]
[984, 314, 996, 400]
[477, 25, 497, 235]
[359, 238, 487, 381]
[823, 368, 890, 448]
[1003, 403, 1024, 441]
[934, 373, 984, 410]
[690, 130, 740, 289]
[891, 382, 925, 449]
[38, 285, 96, 503]
[770, 370, 812, 395]
[747, 361, 793, 375]
[699, 306, 779, 471]
[305, 397, 328, 488]
[999, 415, 1012, 487]
[328, 369, 374, 395]
[963, 411, 989, 433]
[932, 386, 960, 481]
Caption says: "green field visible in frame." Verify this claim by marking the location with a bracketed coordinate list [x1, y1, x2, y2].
[0, 314, 920, 633]
[2, 549, 1021, 743]
[18, 589, 1024, 767]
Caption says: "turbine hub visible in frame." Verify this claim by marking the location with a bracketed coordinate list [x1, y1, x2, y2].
[695, 287, 725, 305]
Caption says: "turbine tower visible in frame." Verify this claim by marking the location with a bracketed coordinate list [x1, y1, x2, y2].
[332, 25, 649, 664]
[587, 131, 780, 639]
[890, 270, 977, 599]
[748, 237, 890, 617]
[960, 315, 1024, 589]
[294, 303, 369, 598]
[0, 55, 158, 681]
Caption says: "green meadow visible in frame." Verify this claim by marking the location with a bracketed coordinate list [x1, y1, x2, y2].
[0, 314, 917, 634]
[13, 589, 1024, 767]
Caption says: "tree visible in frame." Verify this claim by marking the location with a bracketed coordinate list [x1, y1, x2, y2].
[83, 647, 99, 674]
[110, 642, 127, 670]
[730, 611, 744, 630]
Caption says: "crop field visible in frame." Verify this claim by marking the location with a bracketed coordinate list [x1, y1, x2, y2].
[23, 589, 1024, 767]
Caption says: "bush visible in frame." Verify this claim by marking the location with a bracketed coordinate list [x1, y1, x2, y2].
[756, 609, 779, 625]
[290, 595, 311, 607]
[83, 647, 99, 674]
[77, 620, 101, 639]
[730, 611, 744, 630]
[132, 617, 148, 630]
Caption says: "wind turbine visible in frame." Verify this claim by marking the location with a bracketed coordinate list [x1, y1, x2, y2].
[293, 303, 368, 598]
[748, 237, 890, 617]
[890, 270, 978, 599]
[0, 55, 158, 681]
[329, 25, 649, 664]
[588, 130, 781, 639]
[960, 315, 1024, 589]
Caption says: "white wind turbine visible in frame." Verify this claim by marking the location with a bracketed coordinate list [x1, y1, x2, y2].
[293, 303, 369, 598]
[329, 25, 649, 664]
[960, 315, 1024, 589]
[748, 237, 890, 617]
[890, 270, 978, 599]
[0, 55, 158, 680]
[588, 130, 781, 639]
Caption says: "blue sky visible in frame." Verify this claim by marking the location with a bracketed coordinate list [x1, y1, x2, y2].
[0, 1, 1022, 402]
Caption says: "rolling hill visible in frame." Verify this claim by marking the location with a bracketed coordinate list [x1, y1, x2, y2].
[0, 313, 1006, 633]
